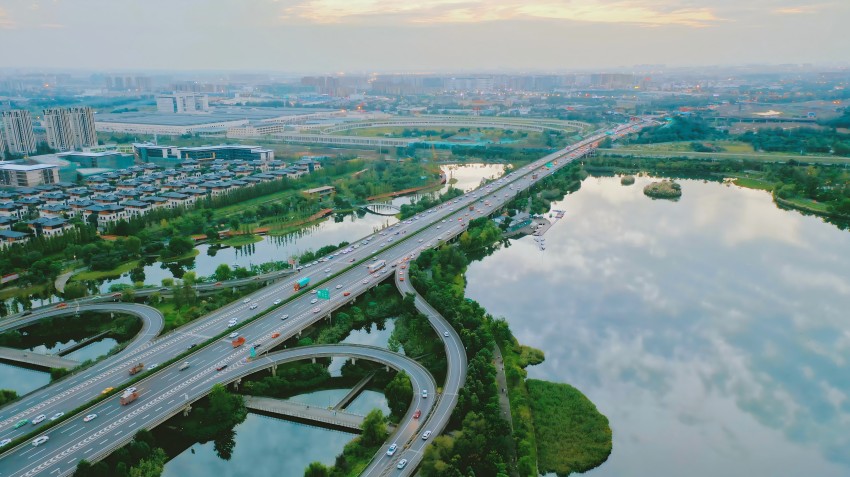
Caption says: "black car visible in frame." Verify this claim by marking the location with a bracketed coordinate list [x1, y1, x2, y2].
[216, 364, 228, 371]
[188, 343, 197, 349]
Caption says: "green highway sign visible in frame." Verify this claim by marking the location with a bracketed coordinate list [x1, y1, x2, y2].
[317, 289, 330, 300]
[545, 162, 553, 168]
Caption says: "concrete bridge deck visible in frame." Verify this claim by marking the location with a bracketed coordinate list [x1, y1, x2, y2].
[333, 372, 376, 411]
[244, 396, 373, 433]
[0, 346, 80, 370]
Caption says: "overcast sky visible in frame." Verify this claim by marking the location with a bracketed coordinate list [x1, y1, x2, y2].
[1, 0, 848, 73]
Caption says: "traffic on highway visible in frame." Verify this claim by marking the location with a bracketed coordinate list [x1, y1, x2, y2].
[0, 120, 650, 477]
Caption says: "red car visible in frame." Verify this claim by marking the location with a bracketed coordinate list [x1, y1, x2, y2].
[413, 409, 421, 419]
[343, 292, 351, 297]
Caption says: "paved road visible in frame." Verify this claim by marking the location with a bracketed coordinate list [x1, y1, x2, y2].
[0, 120, 651, 476]
[0, 344, 436, 477]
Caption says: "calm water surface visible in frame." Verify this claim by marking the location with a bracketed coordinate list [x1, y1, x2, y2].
[92, 164, 503, 293]
[161, 413, 355, 477]
[466, 175, 850, 477]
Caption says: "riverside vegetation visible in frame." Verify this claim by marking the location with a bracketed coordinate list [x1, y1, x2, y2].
[643, 180, 683, 200]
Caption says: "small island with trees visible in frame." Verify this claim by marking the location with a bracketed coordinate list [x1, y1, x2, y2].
[643, 180, 682, 200]
[620, 175, 636, 186]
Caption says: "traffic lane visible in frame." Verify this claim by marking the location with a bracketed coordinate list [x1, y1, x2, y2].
[0, 125, 640, 468]
[0, 345, 436, 477]
[4, 155, 484, 438]
[0, 272, 312, 427]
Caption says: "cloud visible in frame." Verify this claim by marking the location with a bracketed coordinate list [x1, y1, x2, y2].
[281, 0, 721, 27]
[0, 7, 14, 28]
[773, 4, 827, 15]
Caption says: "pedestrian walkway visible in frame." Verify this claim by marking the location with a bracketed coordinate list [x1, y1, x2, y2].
[0, 346, 80, 370]
[333, 372, 376, 410]
[245, 396, 367, 433]
[493, 344, 520, 477]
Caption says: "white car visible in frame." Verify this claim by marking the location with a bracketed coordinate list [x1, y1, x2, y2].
[335, 284, 342, 289]
[310, 298, 318, 304]
[249, 303, 258, 310]
[324, 268, 330, 273]
[31, 414, 46, 425]
[281, 314, 289, 320]
[227, 320, 237, 327]
[242, 298, 251, 304]
[444, 331, 450, 337]
[0, 438, 11, 447]
[126, 387, 137, 394]
[147, 364, 158, 371]
[421, 430, 432, 440]
[312, 307, 321, 313]
[362, 278, 369, 284]
[49, 412, 64, 421]
[228, 332, 239, 339]
[83, 413, 98, 422]
[397, 459, 408, 469]
[273, 299, 281, 305]
[31, 436, 49, 447]
[421, 389, 428, 398]
[386, 443, 398, 456]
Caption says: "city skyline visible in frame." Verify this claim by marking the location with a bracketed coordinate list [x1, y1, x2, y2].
[0, 0, 848, 72]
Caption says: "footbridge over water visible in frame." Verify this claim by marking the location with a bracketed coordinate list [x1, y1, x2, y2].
[244, 396, 395, 434]
[0, 347, 80, 370]
[359, 202, 402, 216]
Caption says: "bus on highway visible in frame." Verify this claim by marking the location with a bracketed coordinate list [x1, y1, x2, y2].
[367, 260, 386, 274]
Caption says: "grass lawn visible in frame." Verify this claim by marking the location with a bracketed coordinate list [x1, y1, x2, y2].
[732, 177, 776, 191]
[159, 249, 200, 263]
[71, 260, 140, 281]
[211, 189, 302, 219]
[527, 379, 612, 476]
[221, 235, 263, 247]
[0, 283, 48, 301]
[784, 196, 832, 213]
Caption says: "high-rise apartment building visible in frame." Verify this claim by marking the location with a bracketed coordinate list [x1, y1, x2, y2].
[156, 93, 210, 114]
[1, 110, 37, 156]
[43, 107, 97, 152]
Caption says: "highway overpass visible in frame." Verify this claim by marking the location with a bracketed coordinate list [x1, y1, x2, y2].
[0, 119, 651, 477]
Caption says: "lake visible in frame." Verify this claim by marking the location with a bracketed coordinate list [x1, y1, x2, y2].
[466, 175, 850, 477]
[89, 163, 504, 293]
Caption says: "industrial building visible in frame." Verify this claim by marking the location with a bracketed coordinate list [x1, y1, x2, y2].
[156, 92, 210, 114]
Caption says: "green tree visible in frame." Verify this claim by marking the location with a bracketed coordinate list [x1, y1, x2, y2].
[360, 409, 388, 447]
[213, 264, 232, 281]
[165, 236, 194, 257]
[128, 448, 167, 477]
[73, 460, 92, 477]
[384, 371, 413, 420]
[182, 271, 197, 286]
[304, 462, 330, 477]
[0, 389, 18, 406]
[63, 282, 88, 300]
[125, 236, 142, 255]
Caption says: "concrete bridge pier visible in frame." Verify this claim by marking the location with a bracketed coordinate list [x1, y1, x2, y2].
[183, 405, 192, 417]
[271, 364, 277, 377]
[311, 357, 316, 364]
[233, 378, 241, 390]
